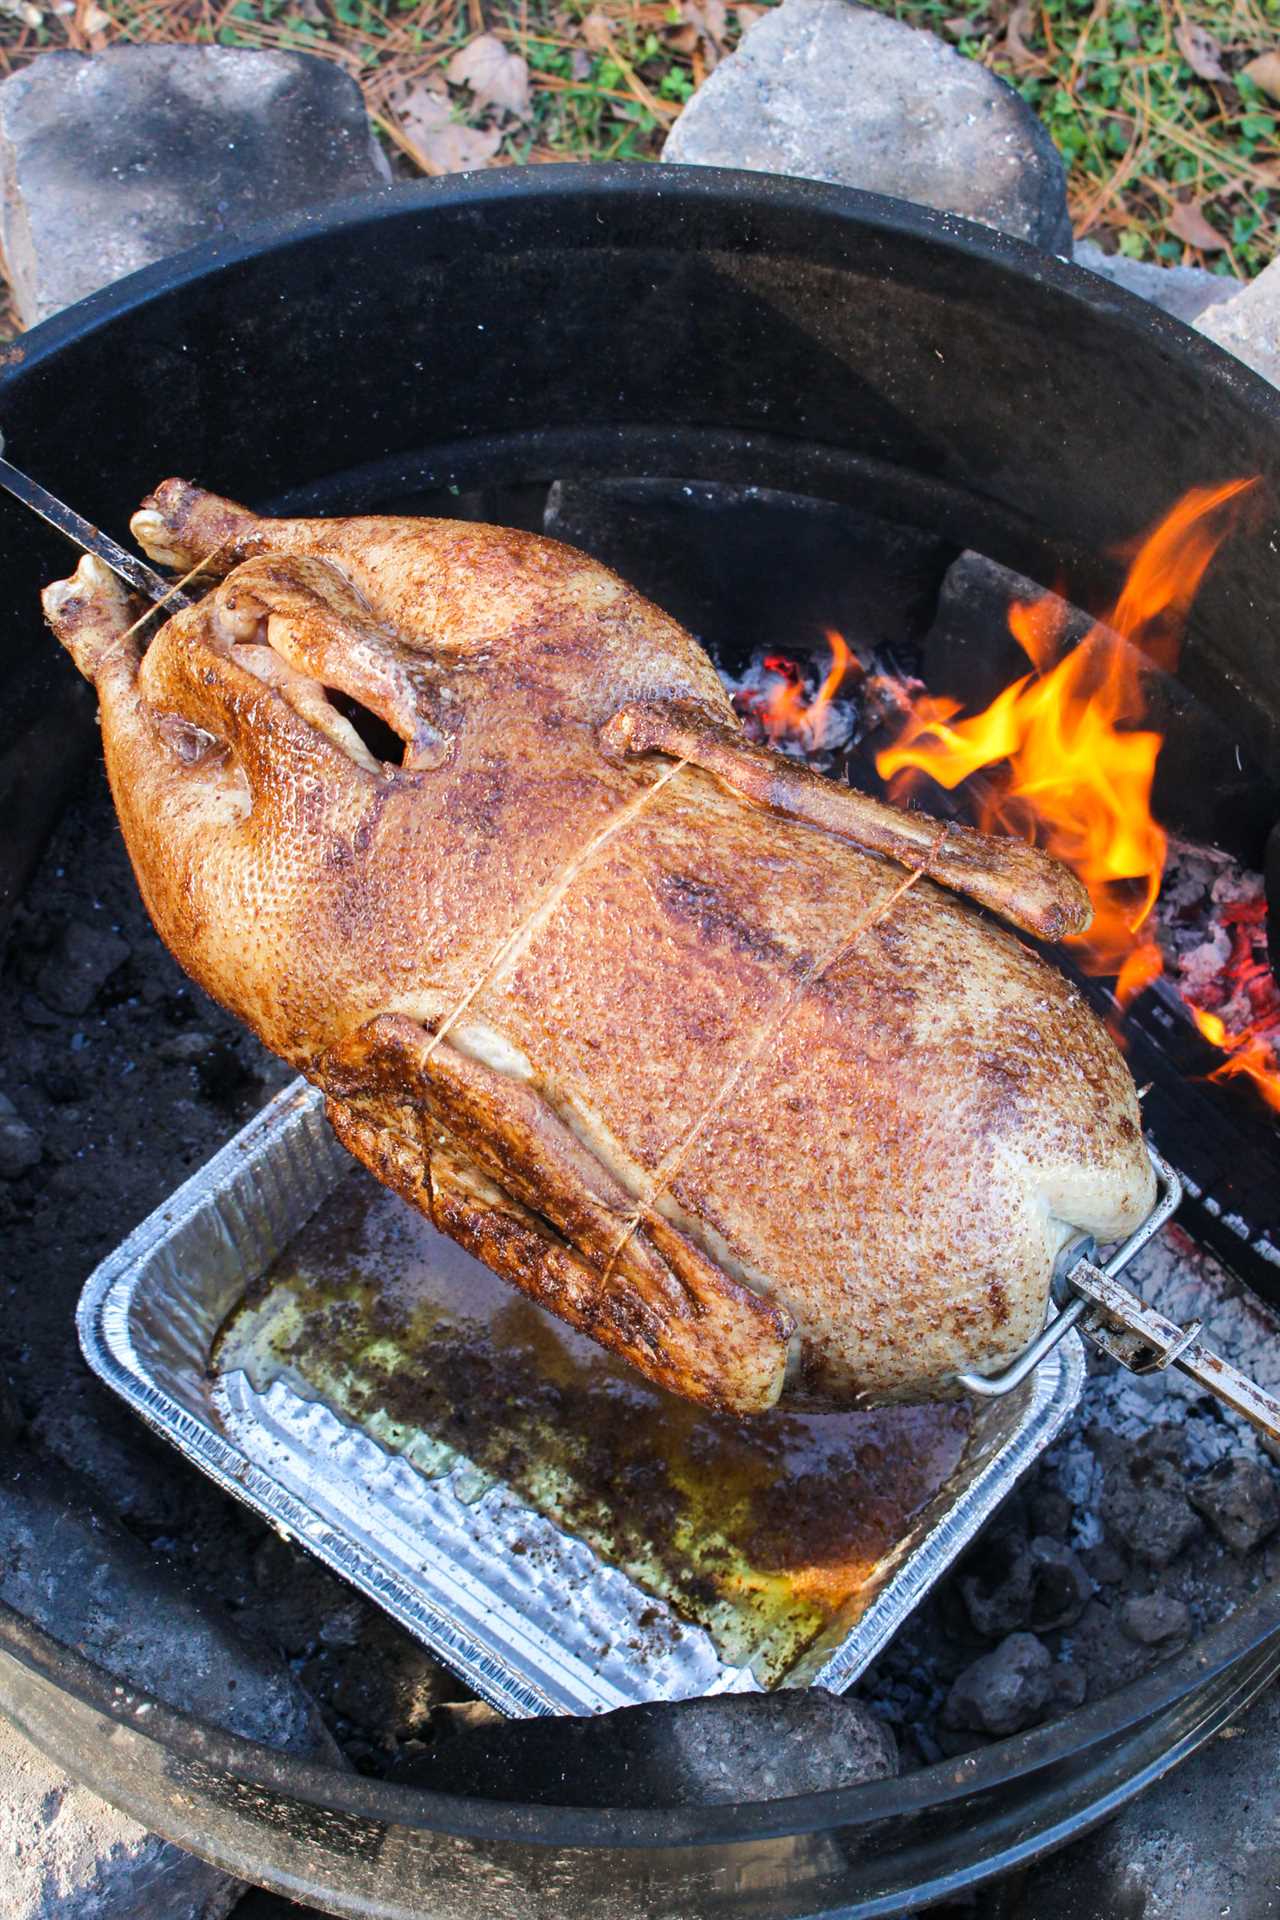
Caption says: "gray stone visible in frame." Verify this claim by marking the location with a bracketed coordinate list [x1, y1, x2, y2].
[1188, 1452, 1280, 1554]
[1073, 237, 1241, 326]
[1195, 254, 1280, 388]
[1118, 1594, 1192, 1651]
[1011, 1681, 1280, 1919]
[0, 1713, 242, 1920]
[944, 1632, 1054, 1737]
[662, 0, 1071, 253]
[396, 1688, 897, 1805]
[35, 920, 129, 1016]
[0, 1450, 339, 1917]
[0, 45, 391, 328]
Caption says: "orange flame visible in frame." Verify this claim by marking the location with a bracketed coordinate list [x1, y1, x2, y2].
[1190, 1010, 1280, 1114]
[746, 630, 856, 752]
[874, 477, 1280, 1112]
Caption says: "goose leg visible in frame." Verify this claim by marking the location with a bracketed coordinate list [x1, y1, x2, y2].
[601, 698, 1091, 942]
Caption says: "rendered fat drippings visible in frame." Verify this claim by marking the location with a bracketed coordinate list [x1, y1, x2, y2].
[216, 1170, 969, 1680]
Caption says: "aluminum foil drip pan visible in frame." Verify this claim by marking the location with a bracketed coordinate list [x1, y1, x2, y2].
[77, 1079, 1084, 1717]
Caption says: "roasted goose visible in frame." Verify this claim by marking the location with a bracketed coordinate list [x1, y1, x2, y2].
[45, 482, 1156, 1413]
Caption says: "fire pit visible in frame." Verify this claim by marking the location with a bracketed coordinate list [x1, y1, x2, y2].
[3, 166, 1280, 1917]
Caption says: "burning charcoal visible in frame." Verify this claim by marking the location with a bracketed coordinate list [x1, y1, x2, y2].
[0, 1094, 41, 1179]
[957, 1531, 1092, 1638]
[958, 1528, 1035, 1638]
[194, 1036, 258, 1109]
[1028, 1482, 1073, 1542]
[1080, 1542, 1127, 1589]
[943, 1632, 1054, 1738]
[157, 1027, 219, 1064]
[1097, 1427, 1201, 1569]
[35, 919, 130, 1016]
[394, 1690, 897, 1804]
[1050, 1663, 1087, 1713]
[1188, 1454, 1280, 1555]
[1118, 1594, 1193, 1651]
[0, 1372, 20, 1442]
[1026, 1538, 1094, 1633]
[19, 990, 61, 1029]
[37, 1060, 81, 1104]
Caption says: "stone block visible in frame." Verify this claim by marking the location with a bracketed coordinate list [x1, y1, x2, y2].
[0, 44, 390, 327]
[1073, 238, 1241, 327]
[1196, 254, 1280, 389]
[663, 0, 1071, 252]
[0, 1449, 338, 1917]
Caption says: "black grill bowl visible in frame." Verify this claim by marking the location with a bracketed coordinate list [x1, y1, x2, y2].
[3, 165, 1280, 1916]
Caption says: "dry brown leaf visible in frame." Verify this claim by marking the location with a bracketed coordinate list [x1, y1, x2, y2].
[398, 85, 504, 173]
[580, 9, 613, 51]
[446, 33, 532, 121]
[689, 0, 727, 46]
[1241, 50, 1280, 101]
[734, 3, 767, 29]
[1003, 1, 1047, 73]
[664, 21, 700, 52]
[1168, 199, 1228, 251]
[1174, 21, 1227, 81]
[667, 1, 727, 68]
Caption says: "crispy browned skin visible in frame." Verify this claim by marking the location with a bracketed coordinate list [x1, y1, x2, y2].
[43, 481, 1156, 1413]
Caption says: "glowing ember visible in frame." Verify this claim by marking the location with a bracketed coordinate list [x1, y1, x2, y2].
[871, 477, 1280, 1114]
[734, 629, 858, 755]
[1179, 892, 1280, 1113]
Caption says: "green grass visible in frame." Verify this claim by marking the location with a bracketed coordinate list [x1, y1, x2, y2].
[0, 0, 1275, 282]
